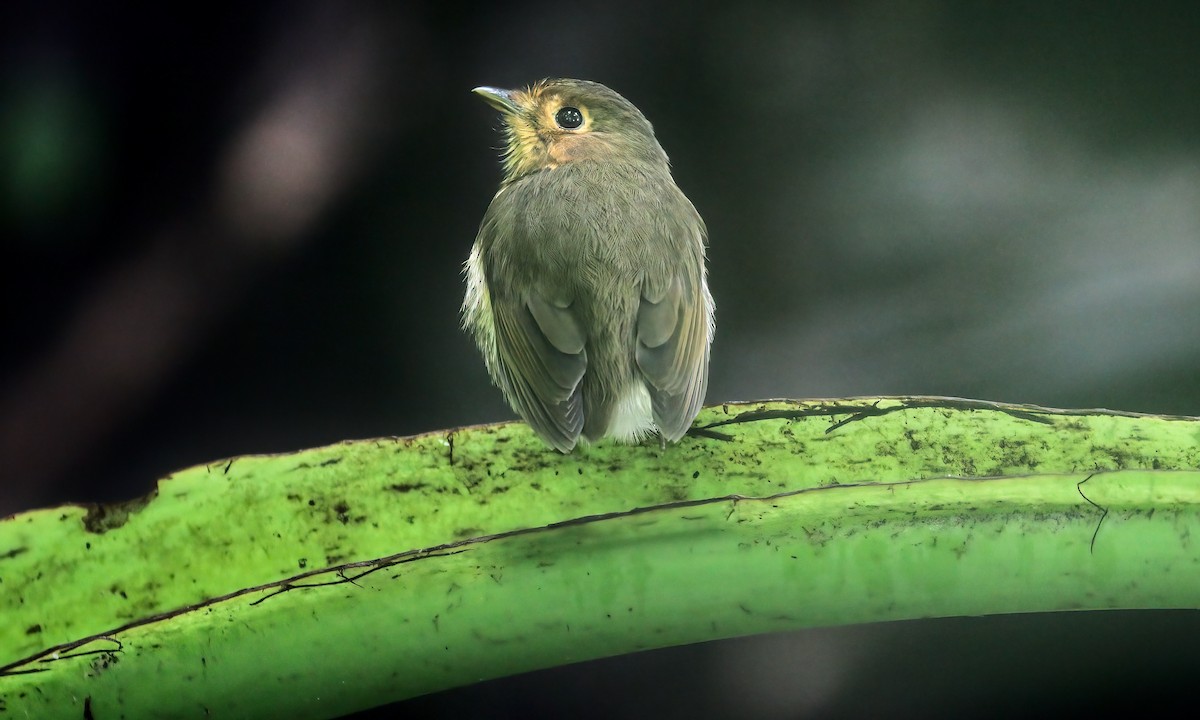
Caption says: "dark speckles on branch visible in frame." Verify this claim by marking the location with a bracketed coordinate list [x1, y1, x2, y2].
[0, 546, 29, 561]
[82, 492, 157, 534]
[389, 482, 429, 493]
[290, 456, 344, 472]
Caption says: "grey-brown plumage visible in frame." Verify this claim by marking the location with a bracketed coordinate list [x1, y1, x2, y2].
[463, 79, 713, 452]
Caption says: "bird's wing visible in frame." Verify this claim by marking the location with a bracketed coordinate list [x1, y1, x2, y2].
[491, 289, 588, 452]
[635, 253, 712, 442]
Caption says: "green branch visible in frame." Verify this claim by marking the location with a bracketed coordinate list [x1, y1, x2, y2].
[2, 398, 1198, 718]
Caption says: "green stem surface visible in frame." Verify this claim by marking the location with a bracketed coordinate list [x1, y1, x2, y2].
[2, 398, 1198, 718]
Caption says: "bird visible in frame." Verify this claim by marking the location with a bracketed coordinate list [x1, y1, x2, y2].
[462, 78, 713, 453]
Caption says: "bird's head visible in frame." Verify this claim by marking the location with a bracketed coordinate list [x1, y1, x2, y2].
[473, 78, 669, 184]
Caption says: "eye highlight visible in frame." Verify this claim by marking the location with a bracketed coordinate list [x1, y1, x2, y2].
[555, 106, 584, 129]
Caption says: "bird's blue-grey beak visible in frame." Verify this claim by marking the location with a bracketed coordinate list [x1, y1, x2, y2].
[472, 86, 520, 114]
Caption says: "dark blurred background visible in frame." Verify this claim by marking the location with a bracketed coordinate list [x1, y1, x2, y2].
[3, 1, 1198, 717]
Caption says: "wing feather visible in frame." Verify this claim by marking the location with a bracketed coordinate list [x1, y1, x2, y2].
[635, 260, 712, 442]
[491, 291, 587, 452]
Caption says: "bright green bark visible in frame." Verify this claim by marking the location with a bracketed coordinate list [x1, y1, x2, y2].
[2, 398, 1198, 718]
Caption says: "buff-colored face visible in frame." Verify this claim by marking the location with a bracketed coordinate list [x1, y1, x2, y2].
[473, 79, 666, 183]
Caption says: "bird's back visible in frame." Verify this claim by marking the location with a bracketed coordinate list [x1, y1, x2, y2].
[480, 160, 707, 443]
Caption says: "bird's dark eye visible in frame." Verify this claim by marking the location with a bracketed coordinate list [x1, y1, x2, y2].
[555, 106, 584, 129]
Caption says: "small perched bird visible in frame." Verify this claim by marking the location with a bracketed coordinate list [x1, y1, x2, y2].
[463, 78, 714, 452]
